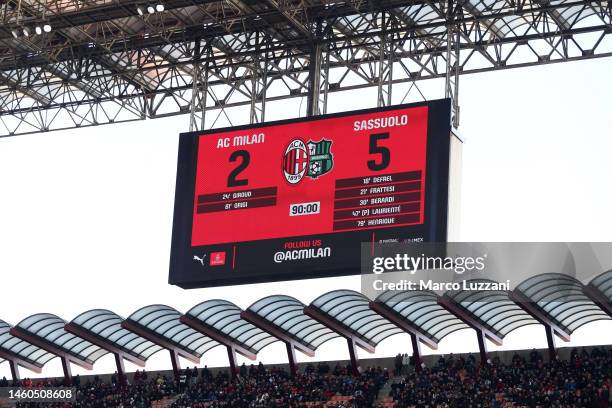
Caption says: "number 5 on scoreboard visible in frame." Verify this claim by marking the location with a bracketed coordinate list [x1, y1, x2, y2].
[367, 132, 390, 171]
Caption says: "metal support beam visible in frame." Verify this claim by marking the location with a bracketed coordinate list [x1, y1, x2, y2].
[438, 296, 503, 346]
[179, 315, 257, 360]
[583, 284, 612, 318]
[286, 342, 298, 377]
[409, 333, 423, 371]
[475, 329, 488, 366]
[9, 327, 94, 370]
[346, 338, 361, 375]
[120, 320, 200, 369]
[64, 323, 146, 368]
[306, 43, 322, 117]
[114, 353, 127, 386]
[169, 349, 181, 380]
[8, 360, 20, 383]
[509, 290, 571, 342]
[303, 306, 375, 353]
[544, 325, 557, 361]
[369, 301, 438, 350]
[61, 356, 72, 385]
[226, 346, 238, 379]
[240, 310, 316, 357]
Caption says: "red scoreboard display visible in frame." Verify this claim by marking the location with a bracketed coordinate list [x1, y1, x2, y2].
[170, 99, 452, 287]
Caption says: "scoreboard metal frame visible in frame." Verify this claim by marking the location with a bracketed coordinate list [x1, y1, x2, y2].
[170, 98, 452, 288]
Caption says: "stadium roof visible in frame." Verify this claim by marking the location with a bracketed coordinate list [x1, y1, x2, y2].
[513, 273, 611, 338]
[444, 279, 539, 342]
[182, 300, 277, 358]
[584, 270, 612, 316]
[1, 271, 611, 378]
[1, 0, 610, 136]
[0, 319, 55, 371]
[306, 290, 403, 351]
[67, 309, 163, 364]
[372, 289, 470, 348]
[124, 305, 218, 360]
[11, 313, 108, 368]
[245, 295, 340, 354]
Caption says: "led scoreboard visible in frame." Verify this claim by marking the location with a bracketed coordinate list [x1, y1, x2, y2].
[170, 99, 453, 287]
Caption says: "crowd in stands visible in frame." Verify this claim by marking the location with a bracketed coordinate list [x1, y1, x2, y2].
[390, 347, 611, 407]
[0, 347, 609, 407]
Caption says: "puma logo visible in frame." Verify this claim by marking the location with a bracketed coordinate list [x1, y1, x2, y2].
[193, 254, 207, 266]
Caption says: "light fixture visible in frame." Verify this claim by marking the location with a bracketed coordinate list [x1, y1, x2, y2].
[155, 3, 164, 12]
[43, 24, 52, 32]
[35, 26, 43, 35]
[147, 5, 155, 13]
[136, 6, 144, 15]
[23, 27, 31, 36]
[11, 29, 19, 38]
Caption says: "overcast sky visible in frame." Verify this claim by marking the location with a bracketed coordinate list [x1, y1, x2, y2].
[1, 58, 611, 380]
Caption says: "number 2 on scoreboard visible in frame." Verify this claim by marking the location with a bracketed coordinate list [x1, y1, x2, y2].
[227, 150, 250, 187]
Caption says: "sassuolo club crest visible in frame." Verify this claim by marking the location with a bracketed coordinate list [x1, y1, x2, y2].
[283, 138, 333, 184]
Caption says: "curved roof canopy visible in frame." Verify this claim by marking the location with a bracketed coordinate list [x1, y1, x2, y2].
[445, 280, 539, 339]
[374, 290, 470, 344]
[70, 309, 162, 362]
[14, 313, 108, 366]
[125, 305, 218, 358]
[589, 270, 612, 301]
[246, 295, 339, 351]
[185, 300, 277, 355]
[515, 273, 611, 334]
[309, 290, 403, 348]
[0, 320, 55, 369]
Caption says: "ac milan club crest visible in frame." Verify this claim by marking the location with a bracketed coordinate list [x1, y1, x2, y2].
[283, 138, 333, 184]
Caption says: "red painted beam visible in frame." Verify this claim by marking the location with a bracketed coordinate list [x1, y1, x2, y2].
[508, 290, 571, 342]
[65, 323, 146, 367]
[121, 320, 200, 364]
[303, 306, 375, 353]
[369, 301, 438, 350]
[240, 310, 316, 357]
[9, 327, 94, 370]
[179, 315, 256, 360]
[583, 284, 612, 318]
[438, 296, 503, 346]
[0, 350, 43, 374]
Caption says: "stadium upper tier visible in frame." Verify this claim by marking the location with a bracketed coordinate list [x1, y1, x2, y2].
[0, 271, 610, 380]
[1, 0, 611, 135]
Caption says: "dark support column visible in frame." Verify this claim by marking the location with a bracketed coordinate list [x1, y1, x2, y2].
[61, 357, 72, 385]
[410, 334, 422, 372]
[227, 346, 238, 379]
[9, 360, 20, 383]
[544, 325, 556, 361]
[306, 43, 321, 117]
[169, 350, 181, 380]
[286, 342, 298, 377]
[114, 353, 127, 386]
[476, 330, 488, 366]
[346, 338, 361, 376]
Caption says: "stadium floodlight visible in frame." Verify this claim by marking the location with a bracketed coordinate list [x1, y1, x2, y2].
[155, 3, 164, 12]
[147, 5, 155, 13]
[136, 6, 144, 15]
[43, 24, 52, 33]
[35, 26, 43, 35]
[22, 27, 31, 36]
